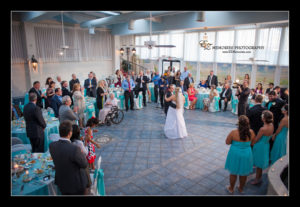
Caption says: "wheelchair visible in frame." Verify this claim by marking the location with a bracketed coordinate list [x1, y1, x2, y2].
[104, 106, 124, 126]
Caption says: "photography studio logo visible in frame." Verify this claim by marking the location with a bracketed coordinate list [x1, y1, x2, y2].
[199, 32, 213, 50]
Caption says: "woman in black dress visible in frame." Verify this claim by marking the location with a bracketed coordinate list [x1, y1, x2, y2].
[174, 70, 181, 87]
[96, 80, 108, 112]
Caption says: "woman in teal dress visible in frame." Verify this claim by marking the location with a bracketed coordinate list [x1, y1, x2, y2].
[251, 110, 274, 185]
[270, 104, 289, 165]
[225, 115, 256, 194]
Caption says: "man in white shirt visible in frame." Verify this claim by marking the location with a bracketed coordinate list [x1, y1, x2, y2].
[180, 67, 189, 81]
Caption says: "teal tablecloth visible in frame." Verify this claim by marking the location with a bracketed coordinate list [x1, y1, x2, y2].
[85, 97, 97, 119]
[11, 152, 59, 195]
[11, 119, 59, 152]
[195, 93, 210, 109]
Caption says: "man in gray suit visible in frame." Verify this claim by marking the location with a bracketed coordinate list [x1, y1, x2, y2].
[58, 95, 79, 125]
[49, 120, 89, 195]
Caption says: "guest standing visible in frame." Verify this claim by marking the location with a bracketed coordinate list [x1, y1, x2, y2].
[265, 83, 274, 95]
[183, 72, 194, 92]
[49, 120, 89, 195]
[73, 83, 86, 129]
[122, 75, 135, 111]
[45, 88, 55, 109]
[84, 73, 97, 97]
[187, 83, 198, 110]
[255, 83, 264, 95]
[224, 115, 255, 194]
[58, 95, 79, 125]
[280, 88, 289, 104]
[61, 81, 73, 105]
[250, 89, 256, 100]
[225, 75, 233, 88]
[28, 81, 46, 109]
[45, 77, 53, 89]
[246, 95, 267, 136]
[96, 80, 108, 113]
[151, 71, 160, 104]
[244, 74, 250, 83]
[135, 71, 149, 107]
[56, 76, 62, 88]
[114, 69, 123, 88]
[206, 70, 218, 89]
[270, 104, 289, 165]
[174, 71, 181, 87]
[273, 86, 281, 98]
[219, 83, 232, 112]
[235, 80, 250, 116]
[146, 70, 152, 103]
[166, 70, 174, 86]
[180, 67, 189, 81]
[158, 76, 168, 108]
[69, 74, 80, 93]
[251, 110, 274, 185]
[51, 88, 63, 118]
[23, 93, 47, 152]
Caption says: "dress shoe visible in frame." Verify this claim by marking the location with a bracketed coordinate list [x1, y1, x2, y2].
[130, 108, 134, 110]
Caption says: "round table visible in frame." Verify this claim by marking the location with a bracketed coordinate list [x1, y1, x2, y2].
[11, 152, 59, 195]
[11, 118, 59, 152]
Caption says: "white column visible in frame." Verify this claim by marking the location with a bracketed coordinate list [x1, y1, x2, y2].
[113, 35, 121, 72]
[213, 32, 218, 74]
[250, 28, 260, 89]
[232, 30, 238, 83]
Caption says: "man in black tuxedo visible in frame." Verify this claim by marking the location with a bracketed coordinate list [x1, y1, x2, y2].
[265, 82, 274, 95]
[206, 70, 218, 89]
[61, 81, 73, 105]
[164, 85, 177, 115]
[246, 95, 267, 135]
[23, 93, 47, 152]
[51, 88, 63, 118]
[183, 72, 194, 91]
[235, 80, 250, 117]
[84, 73, 97, 97]
[69, 74, 80, 92]
[219, 83, 232, 111]
[28, 81, 45, 109]
[49, 120, 89, 195]
[135, 71, 149, 107]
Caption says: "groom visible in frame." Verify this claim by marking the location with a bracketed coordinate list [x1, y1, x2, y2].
[164, 85, 177, 115]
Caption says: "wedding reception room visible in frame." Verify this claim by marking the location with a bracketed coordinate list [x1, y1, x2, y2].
[11, 11, 289, 196]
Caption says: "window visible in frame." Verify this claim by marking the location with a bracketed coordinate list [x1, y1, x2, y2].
[256, 27, 282, 65]
[235, 64, 252, 83]
[235, 29, 256, 64]
[135, 36, 141, 57]
[279, 66, 289, 88]
[216, 30, 234, 63]
[279, 27, 289, 66]
[256, 65, 276, 90]
[217, 63, 232, 84]
[199, 62, 213, 82]
[170, 33, 184, 58]
[150, 35, 158, 59]
[159, 34, 170, 57]
[185, 61, 198, 80]
[184, 32, 198, 61]
[140, 35, 150, 59]
[199, 32, 215, 62]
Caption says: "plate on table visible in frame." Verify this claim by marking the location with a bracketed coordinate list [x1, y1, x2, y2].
[27, 160, 36, 165]
[22, 177, 33, 183]
[34, 169, 44, 174]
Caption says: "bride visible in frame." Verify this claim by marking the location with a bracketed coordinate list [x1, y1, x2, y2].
[164, 87, 188, 139]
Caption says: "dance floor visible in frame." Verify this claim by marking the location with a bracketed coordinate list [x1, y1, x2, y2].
[92, 103, 269, 195]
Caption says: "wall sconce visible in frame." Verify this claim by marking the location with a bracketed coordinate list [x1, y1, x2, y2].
[31, 55, 38, 71]
[132, 48, 136, 54]
[120, 48, 124, 55]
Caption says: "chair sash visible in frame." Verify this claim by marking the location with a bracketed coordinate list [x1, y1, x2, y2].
[93, 169, 105, 196]
[214, 96, 220, 111]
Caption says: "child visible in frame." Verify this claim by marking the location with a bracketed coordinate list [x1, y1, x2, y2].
[84, 117, 101, 171]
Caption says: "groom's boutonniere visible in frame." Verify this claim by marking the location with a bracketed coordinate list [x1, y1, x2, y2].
[272, 102, 276, 106]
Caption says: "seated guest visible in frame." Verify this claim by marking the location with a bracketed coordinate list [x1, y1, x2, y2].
[251, 110, 274, 185]
[174, 71, 181, 87]
[224, 115, 255, 194]
[250, 89, 256, 100]
[56, 76, 62, 88]
[28, 81, 46, 109]
[198, 80, 207, 88]
[206, 70, 218, 89]
[98, 93, 118, 123]
[45, 77, 53, 89]
[187, 83, 198, 110]
[219, 83, 232, 112]
[72, 83, 86, 129]
[246, 95, 267, 136]
[255, 83, 264, 95]
[203, 85, 218, 112]
[49, 120, 89, 195]
[69, 74, 80, 93]
[59, 95, 79, 125]
[84, 73, 97, 97]
[70, 124, 91, 195]
[280, 88, 288, 104]
[273, 86, 281, 98]
[265, 82, 274, 95]
[270, 104, 289, 165]
[184, 72, 194, 91]
[51, 88, 63, 118]
[11, 103, 23, 120]
[225, 75, 233, 88]
[23, 93, 47, 152]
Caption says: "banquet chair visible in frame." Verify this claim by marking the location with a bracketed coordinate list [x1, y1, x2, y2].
[12, 137, 23, 145]
[12, 144, 31, 156]
[90, 156, 105, 196]
[220, 100, 232, 111]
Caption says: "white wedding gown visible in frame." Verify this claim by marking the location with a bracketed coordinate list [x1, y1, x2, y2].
[164, 95, 188, 139]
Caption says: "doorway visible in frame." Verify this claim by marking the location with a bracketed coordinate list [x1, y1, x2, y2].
[162, 59, 181, 75]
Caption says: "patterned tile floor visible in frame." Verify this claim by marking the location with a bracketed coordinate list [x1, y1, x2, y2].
[92, 103, 269, 196]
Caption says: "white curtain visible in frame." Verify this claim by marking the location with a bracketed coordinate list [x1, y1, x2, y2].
[235, 29, 256, 64]
[184, 32, 198, 61]
[199, 31, 215, 62]
[255, 27, 282, 65]
[170, 33, 183, 58]
[216, 30, 235, 63]
[159, 34, 171, 57]
[279, 27, 289, 66]
[11, 22, 27, 64]
[150, 35, 158, 59]
[140, 35, 150, 59]
[135, 36, 141, 57]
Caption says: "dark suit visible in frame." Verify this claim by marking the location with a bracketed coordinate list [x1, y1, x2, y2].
[50, 95, 62, 118]
[23, 102, 47, 152]
[28, 87, 44, 108]
[219, 88, 232, 111]
[49, 139, 89, 195]
[266, 98, 286, 133]
[62, 86, 73, 105]
[265, 87, 274, 95]
[236, 87, 250, 116]
[135, 75, 149, 106]
[164, 90, 177, 115]
[183, 77, 194, 92]
[69, 78, 80, 92]
[246, 104, 267, 135]
[206, 75, 218, 88]
[84, 78, 97, 97]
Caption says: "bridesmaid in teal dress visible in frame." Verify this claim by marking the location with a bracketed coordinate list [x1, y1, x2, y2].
[251, 110, 274, 185]
[225, 115, 255, 194]
[270, 104, 288, 165]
